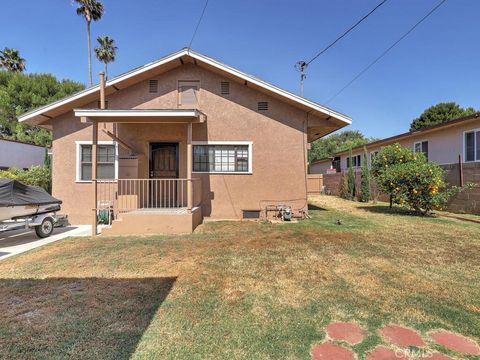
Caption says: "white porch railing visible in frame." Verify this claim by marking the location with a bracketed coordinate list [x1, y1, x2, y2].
[97, 178, 201, 214]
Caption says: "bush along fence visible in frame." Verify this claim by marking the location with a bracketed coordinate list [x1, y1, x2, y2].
[308, 144, 479, 215]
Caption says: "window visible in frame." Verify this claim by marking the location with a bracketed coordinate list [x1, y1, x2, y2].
[76, 142, 117, 181]
[414, 141, 429, 160]
[465, 130, 480, 162]
[347, 154, 361, 168]
[178, 80, 199, 105]
[193, 142, 252, 173]
[332, 156, 341, 172]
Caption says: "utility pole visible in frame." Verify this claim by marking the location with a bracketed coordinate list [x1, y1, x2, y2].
[295, 61, 308, 97]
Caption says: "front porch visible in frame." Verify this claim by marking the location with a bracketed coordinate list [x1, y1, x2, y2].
[75, 99, 206, 236]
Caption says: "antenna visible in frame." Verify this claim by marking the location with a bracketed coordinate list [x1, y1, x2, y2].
[294, 61, 308, 97]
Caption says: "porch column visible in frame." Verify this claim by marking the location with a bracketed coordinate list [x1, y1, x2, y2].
[187, 122, 193, 212]
[91, 120, 98, 236]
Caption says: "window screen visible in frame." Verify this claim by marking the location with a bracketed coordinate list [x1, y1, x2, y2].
[414, 141, 429, 160]
[80, 144, 115, 180]
[193, 145, 250, 172]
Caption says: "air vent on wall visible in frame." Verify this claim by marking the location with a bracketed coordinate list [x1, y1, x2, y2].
[221, 81, 230, 95]
[97, 100, 109, 109]
[149, 79, 158, 93]
[257, 101, 268, 111]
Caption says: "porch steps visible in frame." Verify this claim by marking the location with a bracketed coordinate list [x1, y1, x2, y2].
[101, 207, 202, 236]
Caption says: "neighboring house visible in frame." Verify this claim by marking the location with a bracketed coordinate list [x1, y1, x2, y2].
[310, 113, 480, 174]
[0, 138, 45, 170]
[19, 48, 351, 235]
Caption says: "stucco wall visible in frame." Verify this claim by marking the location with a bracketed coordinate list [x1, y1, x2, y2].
[0, 139, 44, 170]
[52, 63, 313, 223]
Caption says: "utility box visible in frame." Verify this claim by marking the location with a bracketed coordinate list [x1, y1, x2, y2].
[118, 156, 138, 179]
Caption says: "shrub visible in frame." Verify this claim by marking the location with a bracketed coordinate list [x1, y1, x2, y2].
[339, 172, 350, 200]
[359, 147, 371, 202]
[0, 165, 51, 192]
[372, 143, 469, 215]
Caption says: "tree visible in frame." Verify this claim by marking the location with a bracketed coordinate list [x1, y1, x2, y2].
[309, 130, 376, 163]
[0, 71, 84, 146]
[359, 147, 371, 202]
[371, 143, 470, 215]
[0, 48, 26, 72]
[74, 0, 104, 86]
[410, 102, 477, 131]
[347, 148, 356, 200]
[94, 36, 117, 79]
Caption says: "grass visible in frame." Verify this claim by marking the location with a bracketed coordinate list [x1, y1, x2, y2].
[0, 195, 479, 359]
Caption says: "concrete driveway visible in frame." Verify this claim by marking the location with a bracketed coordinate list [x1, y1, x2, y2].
[0, 225, 91, 261]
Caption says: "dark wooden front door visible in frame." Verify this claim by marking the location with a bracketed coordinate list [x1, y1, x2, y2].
[150, 143, 178, 179]
[149, 143, 179, 207]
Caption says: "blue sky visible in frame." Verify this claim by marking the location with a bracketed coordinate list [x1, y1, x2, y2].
[1, 0, 478, 138]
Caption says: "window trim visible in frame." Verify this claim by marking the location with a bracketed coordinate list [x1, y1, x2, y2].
[413, 140, 429, 160]
[192, 141, 253, 174]
[75, 141, 118, 183]
[463, 128, 480, 163]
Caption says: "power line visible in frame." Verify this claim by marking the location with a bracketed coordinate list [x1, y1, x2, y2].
[325, 0, 448, 104]
[188, 0, 209, 49]
[306, 0, 389, 65]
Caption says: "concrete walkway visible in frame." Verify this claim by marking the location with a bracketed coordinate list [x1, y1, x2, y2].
[0, 225, 91, 261]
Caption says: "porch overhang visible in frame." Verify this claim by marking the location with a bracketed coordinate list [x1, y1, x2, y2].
[74, 109, 206, 123]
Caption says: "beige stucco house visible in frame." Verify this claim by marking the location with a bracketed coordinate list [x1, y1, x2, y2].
[19, 49, 351, 235]
[310, 113, 480, 174]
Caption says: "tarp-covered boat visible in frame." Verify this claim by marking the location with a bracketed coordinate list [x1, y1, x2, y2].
[0, 179, 62, 221]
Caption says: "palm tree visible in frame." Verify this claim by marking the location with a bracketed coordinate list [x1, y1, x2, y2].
[0, 48, 26, 72]
[74, 0, 104, 86]
[94, 36, 117, 79]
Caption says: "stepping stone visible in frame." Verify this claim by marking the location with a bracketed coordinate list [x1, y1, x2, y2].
[430, 330, 480, 355]
[366, 346, 408, 360]
[419, 353, 453, 360]
[326, 322, 366, 345]
[311, 343, 355, 360]
[379, 324, 425, 348]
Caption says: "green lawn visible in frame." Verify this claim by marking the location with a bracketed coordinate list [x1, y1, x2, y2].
[0, 195, 479, 359]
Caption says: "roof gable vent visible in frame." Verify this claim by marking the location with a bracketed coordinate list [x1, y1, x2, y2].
[257, 101, 268, 111]
[149, 79, 158, 93]
[221, 81, 230, 95]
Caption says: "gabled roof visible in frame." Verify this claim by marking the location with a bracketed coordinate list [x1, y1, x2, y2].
[18, 48, 352, 130]
[311, 112, 480, 164]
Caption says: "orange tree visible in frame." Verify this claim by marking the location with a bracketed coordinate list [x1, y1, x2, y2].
[372, 143, 464, 215]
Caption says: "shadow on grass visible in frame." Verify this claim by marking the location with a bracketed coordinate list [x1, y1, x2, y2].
[0, 277, 176, 360]
[308, 203, 327, 211]
[358, 205, 422, 217]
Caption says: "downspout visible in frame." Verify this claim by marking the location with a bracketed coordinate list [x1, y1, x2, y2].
[301, 110, 313, 217]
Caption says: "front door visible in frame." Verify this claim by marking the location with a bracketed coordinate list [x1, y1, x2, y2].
[149, 143, 179, 207]
[150, 143, 178, 179]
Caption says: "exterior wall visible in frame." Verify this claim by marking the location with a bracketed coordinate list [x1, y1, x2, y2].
[51, 63, 312, 224]
[0, 139, 45, 170]
[309, 160, 332, 174]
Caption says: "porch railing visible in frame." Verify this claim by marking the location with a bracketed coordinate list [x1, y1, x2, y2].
[97, 178, 202, 214]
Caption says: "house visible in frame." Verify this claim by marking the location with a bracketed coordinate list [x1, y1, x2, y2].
[18, 48, 351, 235]
[310, 113, 480, 174]
[0, 138, 45, 170]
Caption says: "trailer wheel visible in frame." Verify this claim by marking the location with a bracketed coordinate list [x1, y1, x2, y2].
[35, 217, 54, 238]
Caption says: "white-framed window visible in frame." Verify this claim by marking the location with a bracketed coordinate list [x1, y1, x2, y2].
[414, 140, 429, 160]
[75, 141, 118, 182]
[178, 80, 199, 106]
[464, 129, 480, 162]
[346, 154, 361, 168]
[192, 141, 253, 174]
